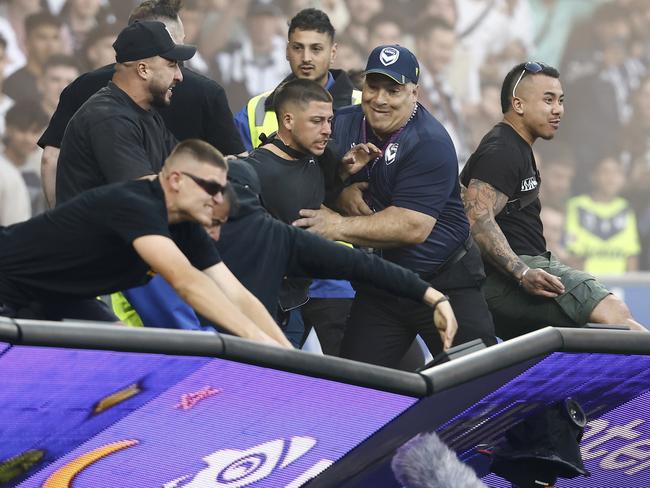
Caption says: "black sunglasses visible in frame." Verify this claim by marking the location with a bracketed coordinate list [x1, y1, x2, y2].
[181, 171, 226, 196]
[512, 61, 545, 98]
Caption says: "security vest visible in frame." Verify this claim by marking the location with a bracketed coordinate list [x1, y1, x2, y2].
[246, 70, 361, 148]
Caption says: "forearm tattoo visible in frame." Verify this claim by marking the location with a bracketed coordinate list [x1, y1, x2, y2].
[463, 179, 527, 279]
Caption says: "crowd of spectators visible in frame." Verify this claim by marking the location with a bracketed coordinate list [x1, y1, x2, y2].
[0, 0, 648, 278]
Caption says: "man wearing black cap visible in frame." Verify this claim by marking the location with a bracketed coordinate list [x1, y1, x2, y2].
[55, 20, 196, 204]
[294, 45, 497, 367]
[39, 0, 245, 208]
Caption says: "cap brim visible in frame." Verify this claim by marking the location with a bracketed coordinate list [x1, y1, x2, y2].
[161, 43, 197, 61]
[364, 68, 410, 84]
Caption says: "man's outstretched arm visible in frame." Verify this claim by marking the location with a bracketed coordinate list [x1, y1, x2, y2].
[287, 225, 457, 350]
[462, 178, 564, 297]
[133, 234, 291, 348]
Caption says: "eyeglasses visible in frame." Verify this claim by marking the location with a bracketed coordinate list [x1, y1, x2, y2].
[181, 171, 226, 197]
[512, 61, 544, 99]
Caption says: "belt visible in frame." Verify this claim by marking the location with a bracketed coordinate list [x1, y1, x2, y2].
[421, 234, 473, 282]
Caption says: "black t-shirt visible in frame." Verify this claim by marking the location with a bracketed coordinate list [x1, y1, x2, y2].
[38, 64, 245, 155]
[56, 82, 178, 204]
[0, 179, 220, 307]
[460, 122, 546, 255]
[244, 148, 325, 223]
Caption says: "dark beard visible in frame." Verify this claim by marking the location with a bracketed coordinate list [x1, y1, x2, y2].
[151, 87, 171, 108]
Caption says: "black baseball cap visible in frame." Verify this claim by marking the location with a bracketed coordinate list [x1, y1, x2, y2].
[365, 45, 420, 84]
[113, 21, 196, 63]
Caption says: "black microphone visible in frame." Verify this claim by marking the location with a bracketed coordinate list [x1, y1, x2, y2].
[391, 432, 487, 488]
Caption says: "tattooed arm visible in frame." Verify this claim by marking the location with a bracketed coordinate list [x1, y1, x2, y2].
[462, 178, 565, 298]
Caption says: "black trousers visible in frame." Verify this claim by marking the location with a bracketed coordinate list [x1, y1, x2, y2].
[340, 242, 497, 369]
[301, 298, 353, 356]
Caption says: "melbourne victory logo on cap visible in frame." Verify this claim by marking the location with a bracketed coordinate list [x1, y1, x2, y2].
[380, 47, 400, 66]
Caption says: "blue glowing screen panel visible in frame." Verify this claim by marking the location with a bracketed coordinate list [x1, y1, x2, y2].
[433, 352, 650, 487]
[0, 343, 417, 487]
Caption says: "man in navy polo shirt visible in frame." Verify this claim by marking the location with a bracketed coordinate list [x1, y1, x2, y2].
[294, 45, 496, 368]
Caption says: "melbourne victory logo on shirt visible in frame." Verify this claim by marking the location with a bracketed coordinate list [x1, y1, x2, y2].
[521, 176, 538, 192]
[385, 143, 399, 165]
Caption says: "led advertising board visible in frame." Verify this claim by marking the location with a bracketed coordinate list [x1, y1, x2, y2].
[0, 344, 417, 487]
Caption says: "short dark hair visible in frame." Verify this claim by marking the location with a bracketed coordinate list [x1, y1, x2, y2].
[83, 22, 120, 51]
[43, 54, 80, 73]
[5, 100, 49, 131]
[500, 62, 560, 114]
[25, 12, 62, 36]
[273, 78, 333, 119]
[167, 139, 228, 170]
[288, 8, 335, 40]
[128, 0, 182, 24]
[413, 16, 453, 41]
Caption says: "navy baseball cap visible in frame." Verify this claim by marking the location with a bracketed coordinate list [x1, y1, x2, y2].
[365, 45, 420, 84]
[113, 21, 196, 63]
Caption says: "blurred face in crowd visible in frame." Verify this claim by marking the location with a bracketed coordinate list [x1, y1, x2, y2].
[70, 0, 102, 19]
[85, 34, 117, 69]
[281, 100, 333, 156]
[27, 25, 64, 65]
[347, 0, 382, 25]
[40, 64, 80, 111]
[362, 73, 418, 139]
[286, 29, 336, 87]
[427, 0, 457, 26]
[206, 198, 230, 241]
[332, 41, 364, 72]
[367, 20, 402, 49]
[147, 56, 183, 108]
[416, 26, 455, 74]
[5, 124, 42, 163]
[592, 158, 625, 200]
[247, 14, 280, 51]
[513, 73, 564, 142]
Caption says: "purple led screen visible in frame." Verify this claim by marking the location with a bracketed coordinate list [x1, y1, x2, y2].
[432, 352, 650, 487]
[0, 343, 417, 487]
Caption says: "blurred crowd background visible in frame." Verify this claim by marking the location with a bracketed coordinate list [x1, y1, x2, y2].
[0, 0, 649, 276]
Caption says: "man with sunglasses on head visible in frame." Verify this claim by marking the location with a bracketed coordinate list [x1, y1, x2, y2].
[460, 62, 646, 339]
[54, 20, 193, 205]
[0, 139, 292, 349]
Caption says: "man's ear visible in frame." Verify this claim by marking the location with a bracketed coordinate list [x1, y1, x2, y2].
[136, 61, 149, 80]
[281, 111, 294, 131]
[512, 96, 524, 115]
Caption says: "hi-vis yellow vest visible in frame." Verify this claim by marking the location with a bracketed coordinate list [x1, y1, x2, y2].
[246, 89, 362, 149]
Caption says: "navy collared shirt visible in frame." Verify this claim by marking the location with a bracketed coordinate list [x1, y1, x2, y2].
[332, 103, 469, 275]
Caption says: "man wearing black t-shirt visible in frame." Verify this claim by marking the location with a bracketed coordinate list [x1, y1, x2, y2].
[0, 140, 291, 349]
[55, 20, 195, 204]
[460, 62, 645, 339]
[243, 78, 372, 350]
[39, 0, 244, 207]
